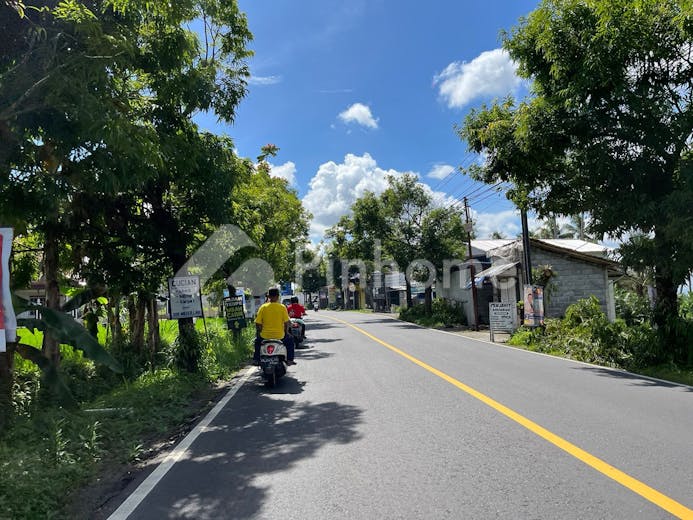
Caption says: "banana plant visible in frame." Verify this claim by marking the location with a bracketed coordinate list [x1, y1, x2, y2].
[12, 295, 123, 406]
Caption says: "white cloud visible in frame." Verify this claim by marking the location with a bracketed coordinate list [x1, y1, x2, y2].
[427, 164, 456, 180]
[248, 75, 282, 85]
[471, 209, 521, 239]
[303, 153, 468, 242]
[338, 103, 379, 129]
[269, 161, 297, 185]
[434, 48, 521, 108]
[303, 153, 410, 241]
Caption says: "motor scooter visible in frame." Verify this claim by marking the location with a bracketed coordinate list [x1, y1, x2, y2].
[289, 318, 304, 346]
[259, 339, 288, 387]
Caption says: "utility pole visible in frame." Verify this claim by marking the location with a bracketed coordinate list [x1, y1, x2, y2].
[520, 208, 533, 285]
[463, 198, 479, 331]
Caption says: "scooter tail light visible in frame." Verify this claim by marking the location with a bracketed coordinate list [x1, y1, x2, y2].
[266, 345, 275, 354]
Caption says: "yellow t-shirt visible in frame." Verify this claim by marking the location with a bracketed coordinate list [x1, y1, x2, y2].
[255, 302, 289, 339]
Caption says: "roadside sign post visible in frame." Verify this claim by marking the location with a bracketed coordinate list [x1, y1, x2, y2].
[0, 228, 17, 428]
[168, 276, 203, 319]
[489, 302, 517, 342]
[224, 294, 247, 343]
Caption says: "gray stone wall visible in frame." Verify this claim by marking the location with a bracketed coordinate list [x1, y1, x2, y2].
[531, 249, 608, 317]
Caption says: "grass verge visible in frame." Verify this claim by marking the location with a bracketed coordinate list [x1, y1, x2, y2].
[1, 320, 254, 520]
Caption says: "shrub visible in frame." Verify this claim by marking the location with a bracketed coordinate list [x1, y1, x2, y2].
[614, 287, 652, 325]
[399, 298, 467, 328]
[660, 316, 693, 367]
[509, 296, 662, 369]
[679, 292, 693, 320]
[399, 304, 435, 327]
[431, 298, 467, 327]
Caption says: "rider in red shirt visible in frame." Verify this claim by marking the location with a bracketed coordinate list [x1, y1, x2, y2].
[286, 297, 306, 318]
[286, 297, 306, 339]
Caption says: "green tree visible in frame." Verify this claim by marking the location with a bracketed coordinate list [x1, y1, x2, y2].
[230, 149, 310, 286]
[325, 174, 467, 311]
[1, 0, 254, 373]
[419, 207, 466, 313]
[459, 0, 693, 360]
[0, 1, 162, 363]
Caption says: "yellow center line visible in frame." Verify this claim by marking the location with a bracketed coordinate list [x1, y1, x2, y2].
[326, 314, 693, 519]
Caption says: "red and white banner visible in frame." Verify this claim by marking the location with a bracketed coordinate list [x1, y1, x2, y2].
[0, 228, 16, 352]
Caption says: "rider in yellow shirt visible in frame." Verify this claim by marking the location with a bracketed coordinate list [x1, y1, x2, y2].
[254, 288, 296, 365]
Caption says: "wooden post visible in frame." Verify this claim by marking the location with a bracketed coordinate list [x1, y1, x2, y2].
[464, 198, 479, 331]
[0, 342, 14, 431]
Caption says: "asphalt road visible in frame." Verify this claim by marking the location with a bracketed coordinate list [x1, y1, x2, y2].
[107, 311, 693, 519]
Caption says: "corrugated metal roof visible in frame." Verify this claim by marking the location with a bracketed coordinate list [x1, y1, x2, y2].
[536, 239, 610, 257]
[470, 239, 515, 255]
[473, 238, 612, 257]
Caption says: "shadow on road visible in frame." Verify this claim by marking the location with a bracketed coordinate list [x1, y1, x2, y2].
[303, 337, 342, 345]
[573, 366, 693, 391]
[294, 349, 334, 361]
[352, 318, 422, 329]
[131, 389, 364, 519]
[249, 375, 306, 395]
[302, 322, 342, 331]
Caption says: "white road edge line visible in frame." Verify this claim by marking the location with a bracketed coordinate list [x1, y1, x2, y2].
[107, 366, 255, 520]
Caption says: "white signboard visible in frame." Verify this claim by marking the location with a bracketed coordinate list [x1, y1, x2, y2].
[168, 276, 203, 319]
[0, 228, 17, 352]
[489, 302, 517, 342]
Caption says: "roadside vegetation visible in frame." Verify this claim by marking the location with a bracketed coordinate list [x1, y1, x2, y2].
[399, 298, 467, 328]
[397, 289, 693, 386]
[2, 319, 254, 519]
[0, 3, 308, 517]
[508, 291, 693, 386]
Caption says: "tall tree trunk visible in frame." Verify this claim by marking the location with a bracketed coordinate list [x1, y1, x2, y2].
[653, 231, 684, 364]
[171, 254, 199, 372]
[107, 291, 123, 344]
[151, 184, 200, 372]
[130, 294, 146, 352]
[146, 295, 160, 365]
[405, 279, 413, 308]
[654, 270, 680, 356]
[42, 226, 60, 365]
[127, 294, 136, 341]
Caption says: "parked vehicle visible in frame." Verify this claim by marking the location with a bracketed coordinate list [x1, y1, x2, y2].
[258, 339, 288, 387]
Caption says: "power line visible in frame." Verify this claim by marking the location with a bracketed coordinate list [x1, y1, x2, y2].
[449, 182, 504, 211]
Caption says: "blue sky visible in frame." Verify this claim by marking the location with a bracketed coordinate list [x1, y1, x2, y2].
[196, 0, 543, 242]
